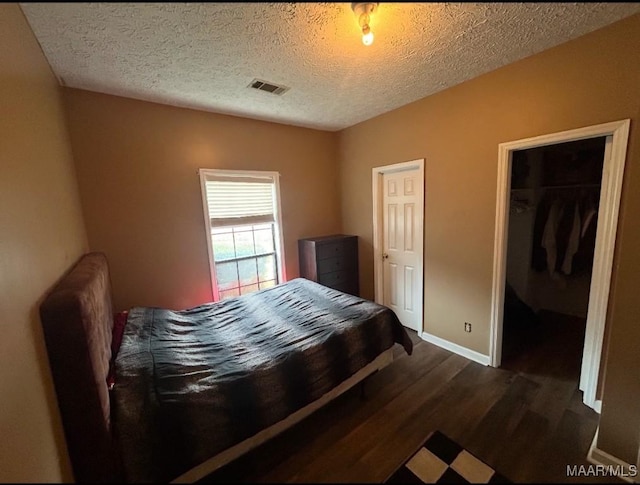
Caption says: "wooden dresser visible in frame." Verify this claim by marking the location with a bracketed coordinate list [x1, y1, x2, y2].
[298, 234, 359, 297]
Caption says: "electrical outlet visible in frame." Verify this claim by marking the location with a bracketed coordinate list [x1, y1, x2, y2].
[464, 322, 472, 333]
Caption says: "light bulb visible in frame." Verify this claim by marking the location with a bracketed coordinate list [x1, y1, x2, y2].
[361, 21, 373, 46]
[352, 3, 378, 46]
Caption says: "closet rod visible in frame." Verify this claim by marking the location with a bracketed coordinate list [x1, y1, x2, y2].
[511, 183, 601, 191]
[540, 183, 601, 189]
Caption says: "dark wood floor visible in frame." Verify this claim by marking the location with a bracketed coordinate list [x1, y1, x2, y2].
[200, 314, 609, 483]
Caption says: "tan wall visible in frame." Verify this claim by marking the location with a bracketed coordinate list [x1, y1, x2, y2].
[64, 89, 341, 311]
[339, 14, 640, 463]
[0, 4, 88, 482]
[597, 106, 640, 463]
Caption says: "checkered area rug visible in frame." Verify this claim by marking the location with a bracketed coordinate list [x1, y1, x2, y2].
[386, 431, 511, 483]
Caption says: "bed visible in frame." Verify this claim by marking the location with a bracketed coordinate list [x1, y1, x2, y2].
[39, 252, 413, 483]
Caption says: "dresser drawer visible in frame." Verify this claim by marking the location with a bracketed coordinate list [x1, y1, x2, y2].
[318, 270, 354, 288]
[330, 280, 359, 296]
[316, 256, 354, 275]
[316, 242, 345, 260]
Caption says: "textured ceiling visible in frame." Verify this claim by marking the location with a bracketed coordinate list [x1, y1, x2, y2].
[19, 2, 640, 131]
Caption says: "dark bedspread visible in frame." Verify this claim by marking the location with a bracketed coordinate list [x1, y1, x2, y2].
[112, 278, 412, 482]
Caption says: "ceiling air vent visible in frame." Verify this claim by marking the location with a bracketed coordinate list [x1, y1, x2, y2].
[248, 78, 290, 96]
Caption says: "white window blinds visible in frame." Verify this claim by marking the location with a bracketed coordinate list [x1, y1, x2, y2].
[204, 174, 276, 227]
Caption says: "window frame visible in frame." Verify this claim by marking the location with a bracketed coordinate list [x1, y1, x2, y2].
[199, 168, 286, 301]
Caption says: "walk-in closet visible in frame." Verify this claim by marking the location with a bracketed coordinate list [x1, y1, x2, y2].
[502, 136, 605, 379]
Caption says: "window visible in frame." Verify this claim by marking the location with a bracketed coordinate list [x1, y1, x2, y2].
[199, 169, 286, 301]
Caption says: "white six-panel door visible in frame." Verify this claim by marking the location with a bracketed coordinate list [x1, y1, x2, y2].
[381, 168, 423, 331]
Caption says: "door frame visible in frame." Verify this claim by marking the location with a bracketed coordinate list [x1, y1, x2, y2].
[489, 119, 630, 411]
[372, 158, 425, 331]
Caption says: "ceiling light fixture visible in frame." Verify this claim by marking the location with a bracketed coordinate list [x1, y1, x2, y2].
[351, 2, 378, 46]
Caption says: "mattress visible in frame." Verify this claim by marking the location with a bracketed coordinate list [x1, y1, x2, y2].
[112, 278, 412, 482]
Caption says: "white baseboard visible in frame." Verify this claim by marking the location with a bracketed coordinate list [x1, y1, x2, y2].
[419, 331, 490, 366]
[593, 399, 602, 414]
[587, 428, 639, 483]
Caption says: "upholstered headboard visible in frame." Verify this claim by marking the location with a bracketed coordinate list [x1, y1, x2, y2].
[40, 252, 120, 482]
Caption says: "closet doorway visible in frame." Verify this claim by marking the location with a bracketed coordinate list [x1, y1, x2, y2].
[489, 120, 630, 412]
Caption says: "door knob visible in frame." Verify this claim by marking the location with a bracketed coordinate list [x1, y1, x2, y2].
[382, 253, 389, 260]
